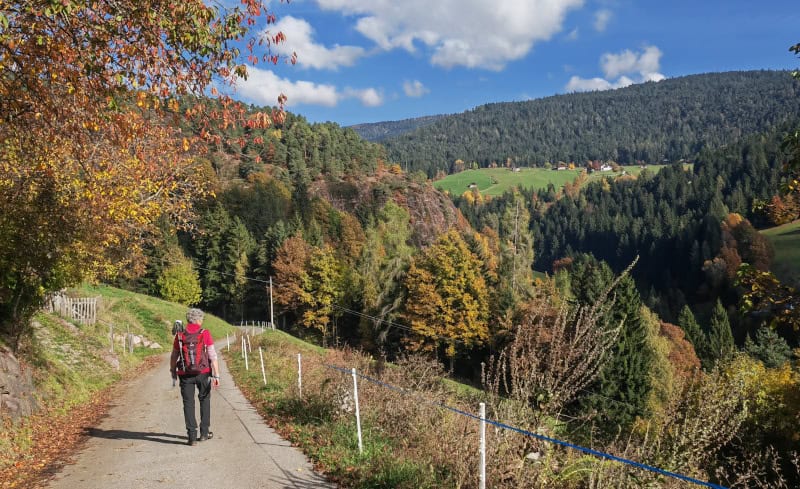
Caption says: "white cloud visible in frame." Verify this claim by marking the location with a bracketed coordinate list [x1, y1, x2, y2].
[593, 9, 612, 32]
[403, 80, 429, 97]
[601, 45, 662, 80]
[315, 0, 585, 70]
[566, 28, 579, 41]
[565, 45, 664, 92]
[266, 16, 366, 70]
[234, 67, 383, 107]
[344, 87, 384, 106]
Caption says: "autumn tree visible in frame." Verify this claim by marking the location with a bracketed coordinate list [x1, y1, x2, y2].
[403, 229, 489, 368]
[157, 256, 202, 306]
[0, 1, 288, 348]
[737, 264, 800, 332]
[301, 245, 344, 345]
[272, 235, 312, 314]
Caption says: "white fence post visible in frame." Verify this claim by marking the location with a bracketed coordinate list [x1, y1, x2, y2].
[226, 333, 230, 352]
[243, 336, 249, 370]
[352, 367, 363, 454]
[480, 402, 486, 489]
[297, 353, 302, 398]
[259, 347, 267, 386]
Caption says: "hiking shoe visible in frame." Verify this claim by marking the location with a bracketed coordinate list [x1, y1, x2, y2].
[187, 438, 196, 446]
[199, 432, 213, 442]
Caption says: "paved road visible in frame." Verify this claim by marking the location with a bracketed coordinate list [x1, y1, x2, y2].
[47, 353, 334, 489]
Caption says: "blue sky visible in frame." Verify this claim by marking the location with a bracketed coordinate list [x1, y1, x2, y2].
[227, 0, 800, 127]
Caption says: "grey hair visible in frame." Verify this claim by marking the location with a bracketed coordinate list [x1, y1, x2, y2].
[186, 308, 205, 324]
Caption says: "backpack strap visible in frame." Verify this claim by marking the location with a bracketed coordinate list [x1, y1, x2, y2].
[176, 332, 186, 371]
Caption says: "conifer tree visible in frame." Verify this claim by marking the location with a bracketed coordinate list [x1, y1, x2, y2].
[708, 300, 735, 364]
[194, 205, 234, 313]
[744, 326, 792, 368]
[571, 254, 653, 431]
[678, 305, 708, 363]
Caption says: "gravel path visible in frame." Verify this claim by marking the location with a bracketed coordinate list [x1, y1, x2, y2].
[46, 353, 334, 489]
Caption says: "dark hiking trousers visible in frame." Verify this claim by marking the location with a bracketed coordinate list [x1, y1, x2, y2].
[179, 373, 211, 440]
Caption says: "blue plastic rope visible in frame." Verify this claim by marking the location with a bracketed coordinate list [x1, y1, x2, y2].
[324, 363, 727, 489]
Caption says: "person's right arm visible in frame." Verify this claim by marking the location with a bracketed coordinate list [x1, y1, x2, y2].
[169, 336, 179, 378]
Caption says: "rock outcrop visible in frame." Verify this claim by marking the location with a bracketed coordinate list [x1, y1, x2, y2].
[0, 345, 37, 419]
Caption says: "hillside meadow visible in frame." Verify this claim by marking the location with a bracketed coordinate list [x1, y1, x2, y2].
[762, 219, 800, 287]
[434, 165, 669, 196]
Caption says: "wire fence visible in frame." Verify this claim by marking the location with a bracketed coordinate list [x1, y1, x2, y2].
[229, 329, 728, 489]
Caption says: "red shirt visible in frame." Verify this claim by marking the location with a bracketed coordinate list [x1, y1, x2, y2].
[172, 323, 214, 375]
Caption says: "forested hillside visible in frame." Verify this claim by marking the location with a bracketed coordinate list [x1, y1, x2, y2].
[381, 71, 800, 176]
[349, 114, 446, 142]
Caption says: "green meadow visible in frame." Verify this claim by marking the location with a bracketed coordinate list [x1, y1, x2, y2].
[434, 165, 669, 197]
[761, 220, 800, 287]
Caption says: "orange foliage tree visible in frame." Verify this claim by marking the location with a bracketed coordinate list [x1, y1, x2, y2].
[0, 1, 287, 347]
[403, 229, 489, 367]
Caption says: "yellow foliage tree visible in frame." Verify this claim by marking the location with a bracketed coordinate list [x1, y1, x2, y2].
[0, 1, 286, 347]
[403, 229, 489, 366]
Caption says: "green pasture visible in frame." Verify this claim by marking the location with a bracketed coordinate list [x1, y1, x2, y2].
[434, 165, 669, 197]
[761, 220, 800, 287]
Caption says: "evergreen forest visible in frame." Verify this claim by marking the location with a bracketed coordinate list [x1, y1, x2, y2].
[377, 71, 800, 176]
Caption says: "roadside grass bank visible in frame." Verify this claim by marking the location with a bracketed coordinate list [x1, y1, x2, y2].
[224, 329, 602, 489]
[225, 330, 470, 488]
[0, 285, 236, 488]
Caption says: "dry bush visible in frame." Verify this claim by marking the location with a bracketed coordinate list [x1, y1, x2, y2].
[582, 363, 751, 488]
[483, 259, 638, 419]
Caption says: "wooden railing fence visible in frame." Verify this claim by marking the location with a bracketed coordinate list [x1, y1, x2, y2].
[43, 292, 99, 325]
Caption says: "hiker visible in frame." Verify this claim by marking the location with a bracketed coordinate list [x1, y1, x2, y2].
[170, 308, 220, 446]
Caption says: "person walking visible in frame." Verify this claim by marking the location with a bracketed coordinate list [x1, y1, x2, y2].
[170, 308, 220, 446]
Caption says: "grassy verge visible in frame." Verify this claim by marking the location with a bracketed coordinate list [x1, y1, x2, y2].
[225, 330, 470, 488]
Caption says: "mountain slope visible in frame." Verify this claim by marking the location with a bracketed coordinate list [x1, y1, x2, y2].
[380, 71, 800, 176]
[349, 114, 446, 142]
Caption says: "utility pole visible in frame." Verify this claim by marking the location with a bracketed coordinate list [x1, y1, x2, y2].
[512, 199, 519, 295]
[269, 276, 275, 330]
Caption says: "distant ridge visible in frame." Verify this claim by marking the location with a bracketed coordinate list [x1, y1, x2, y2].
[359, 71, 800, 176]
[349, 114, 446, 142]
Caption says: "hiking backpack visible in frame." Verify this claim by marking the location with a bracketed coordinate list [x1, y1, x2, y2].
[177, 329, 209, 375]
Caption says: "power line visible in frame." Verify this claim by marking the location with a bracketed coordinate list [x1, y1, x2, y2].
[195, 265, 470, 345]
[195, 263, 640, 410]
